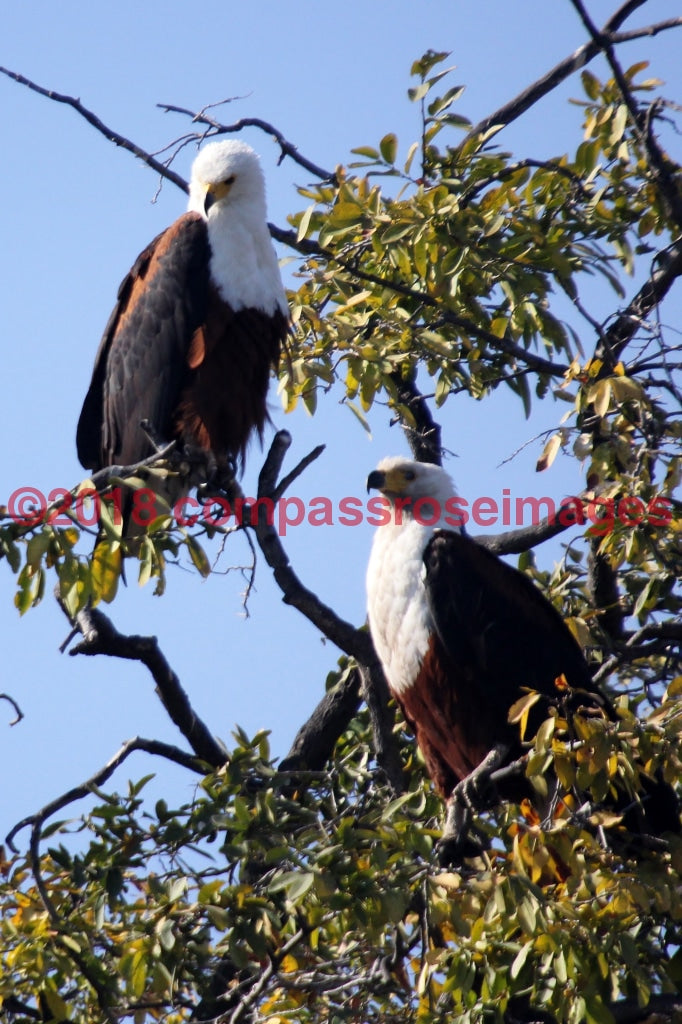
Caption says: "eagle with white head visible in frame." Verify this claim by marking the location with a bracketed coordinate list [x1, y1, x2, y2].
[77, 140, 288, 529]
[366, 456, 679, 850]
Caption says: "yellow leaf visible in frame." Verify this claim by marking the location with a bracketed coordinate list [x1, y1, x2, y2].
[589, 379, 611, 417]
[508, 691, 541, 740]
[536, 433, 562, 473]
[91, 540, 122, 605]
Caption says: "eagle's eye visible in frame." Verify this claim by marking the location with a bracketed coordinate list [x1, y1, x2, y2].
[223, 175, 236, 186]
[404, 469, 416, 481]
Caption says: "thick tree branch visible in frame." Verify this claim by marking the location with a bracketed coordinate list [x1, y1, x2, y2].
[388, 369, 443, 465]
[279, 668, 362, 772]
[479, 511, 576, 555]
[62, 603, 227, 768]
[462, 2, 663, 144]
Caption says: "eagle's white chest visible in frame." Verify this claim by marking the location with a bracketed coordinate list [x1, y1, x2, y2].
[366, 519, 435, 697]
[207, 207, 288, 318]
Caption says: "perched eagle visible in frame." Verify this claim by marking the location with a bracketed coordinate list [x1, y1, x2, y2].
[77, 140, 288, 529]
[366, 456, 678, 849]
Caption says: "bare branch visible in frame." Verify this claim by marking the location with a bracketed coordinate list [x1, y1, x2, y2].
[249, 433, 403, 789]
[0, 66, 189, 194]
[596, 238, 682, 370]
[478, 511, 576, 555]
[462, 2, 648, 144]
[592, 621, 682, 685]
[250, 431, 376, 664]
[158, 103, 336, 182]
[6, 735, 205, 852]
[280, 668, 362, 772]
[61, 602, 227, 768]
[0, 692, 24, 726]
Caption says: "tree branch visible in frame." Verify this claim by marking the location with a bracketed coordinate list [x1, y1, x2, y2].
[249, 431, 376, 664]
[1, 692, 24, 726]
[272, 224, 570, 378]
[569, 0, 682, 229]
[6, 735, 205, 852]
[478, 511, 576, 555]
[158, 104, 336, 182]
[0, 66, 189, 194]
[279, 668, 362, 773]
[388, 369, 443, 465]
[462, 2, 650, 144]
[61, 602, 228, 768]
[596, 238, 682, 371]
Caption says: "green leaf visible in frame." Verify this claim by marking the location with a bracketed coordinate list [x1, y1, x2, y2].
[351, 145, 380, 159]
[510, 941, 532, 979]
[410, 50, 450, 80]
[296, 203, 315, 242]
[581, 69, 601, 100]
[345, 400, 372, 435]
[379, 133, 398, 165]
[186, 535, 211, 578]
[408, 82, 430, 103]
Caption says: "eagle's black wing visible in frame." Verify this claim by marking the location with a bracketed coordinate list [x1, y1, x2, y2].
[423, 529, 598, 705]
[77, 212, 210, 471]
[423, 529, 679, 834]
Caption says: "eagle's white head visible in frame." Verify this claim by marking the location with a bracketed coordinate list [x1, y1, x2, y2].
[187, 140, 287, 318]
[188, 140, 267, 219]
[366, 456, 457, 522]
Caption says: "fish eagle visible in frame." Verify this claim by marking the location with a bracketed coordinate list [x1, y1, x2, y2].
[77, 140, 288, 530]
[366, 456, 678, 853]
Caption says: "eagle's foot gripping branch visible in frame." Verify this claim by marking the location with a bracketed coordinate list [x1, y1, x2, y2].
[437, 742, 511, 866]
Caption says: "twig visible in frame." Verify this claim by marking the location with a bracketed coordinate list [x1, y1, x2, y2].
[158, 104, 336, 182]
[0, 67, 188, 194]
[6, 736, 205, 852]
[0, 692, 24, 726]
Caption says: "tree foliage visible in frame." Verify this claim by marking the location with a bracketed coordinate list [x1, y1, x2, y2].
[2, 5, 682, 1022]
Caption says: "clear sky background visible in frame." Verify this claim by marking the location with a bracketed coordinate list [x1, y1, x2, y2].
[1, 1, 680, 842]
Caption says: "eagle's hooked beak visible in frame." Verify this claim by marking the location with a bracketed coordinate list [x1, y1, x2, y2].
[203, 176, 235, 216]
[366, 470, 385, 493]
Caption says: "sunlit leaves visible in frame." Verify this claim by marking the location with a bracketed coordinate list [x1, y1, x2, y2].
[282, 54, 673, 433]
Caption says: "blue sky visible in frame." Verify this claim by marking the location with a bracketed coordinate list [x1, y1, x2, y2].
[1, 1, 680, 841]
